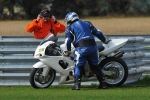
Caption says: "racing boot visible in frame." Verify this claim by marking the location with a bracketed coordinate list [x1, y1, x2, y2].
[72, 76, 81, 90]
[90, 66, 107, 89]
[97, 77, 107, 89]
[96, 70, 107, 89]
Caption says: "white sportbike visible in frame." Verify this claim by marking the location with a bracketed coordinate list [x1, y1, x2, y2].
[30, 34, 128, 88]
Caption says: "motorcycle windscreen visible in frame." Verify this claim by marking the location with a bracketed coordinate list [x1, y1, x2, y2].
[39, 33, 58, 45]
[45, 43, 61, 56]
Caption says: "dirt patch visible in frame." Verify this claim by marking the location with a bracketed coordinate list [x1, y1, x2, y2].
[0, 17, 150, 36]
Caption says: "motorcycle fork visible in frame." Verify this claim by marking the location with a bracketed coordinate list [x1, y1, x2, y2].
[42, 67, 50, 76]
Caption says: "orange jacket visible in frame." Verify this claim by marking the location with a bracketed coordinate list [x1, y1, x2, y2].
[26, 19, 66, 39]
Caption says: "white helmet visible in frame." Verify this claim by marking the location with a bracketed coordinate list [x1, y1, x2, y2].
[65, 12, 79, 26]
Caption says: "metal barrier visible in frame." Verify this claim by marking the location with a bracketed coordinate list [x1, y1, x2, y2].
[117, 37, 146, 83]
[0, 35, 148, 86]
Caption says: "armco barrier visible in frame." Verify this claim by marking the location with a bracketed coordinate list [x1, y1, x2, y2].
[0, 35, 148, 86]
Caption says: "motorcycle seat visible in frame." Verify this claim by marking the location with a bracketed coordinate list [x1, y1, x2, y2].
[97, 45, 105, 52]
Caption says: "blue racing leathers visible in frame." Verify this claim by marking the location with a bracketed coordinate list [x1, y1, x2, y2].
[64, 20, 107, 77]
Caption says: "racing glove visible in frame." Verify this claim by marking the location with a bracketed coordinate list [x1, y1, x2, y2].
[104, 37, 111, 44]
[63, 51, 71, 56]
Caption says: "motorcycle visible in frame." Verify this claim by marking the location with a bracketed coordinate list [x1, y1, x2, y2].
[29, 34, 128, 88]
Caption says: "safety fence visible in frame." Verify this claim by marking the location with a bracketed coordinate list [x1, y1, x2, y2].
[0, 35, 149, 86]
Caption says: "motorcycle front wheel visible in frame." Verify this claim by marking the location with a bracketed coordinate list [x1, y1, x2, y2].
[30, 68, 56, 88]
[99, 57, 128, 87]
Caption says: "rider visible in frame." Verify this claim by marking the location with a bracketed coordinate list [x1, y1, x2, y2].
[63, 12, 110, 90]
[26, 9, 65, 39]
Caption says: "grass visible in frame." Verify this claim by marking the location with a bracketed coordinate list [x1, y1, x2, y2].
[0, 17, 150, 36]
[0, 76, 150, 100]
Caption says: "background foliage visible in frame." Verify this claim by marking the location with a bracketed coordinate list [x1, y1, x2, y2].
[0, 0, 150, 20]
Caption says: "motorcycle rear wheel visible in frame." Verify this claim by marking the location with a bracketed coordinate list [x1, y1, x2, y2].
[30, 68, 56, 88]
[99, 57, 128, 87]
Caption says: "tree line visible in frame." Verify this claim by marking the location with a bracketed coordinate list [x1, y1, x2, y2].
[0, 0, 150, 20]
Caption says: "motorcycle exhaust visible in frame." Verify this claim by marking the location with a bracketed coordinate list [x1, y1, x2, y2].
[113, 51, 124, 58]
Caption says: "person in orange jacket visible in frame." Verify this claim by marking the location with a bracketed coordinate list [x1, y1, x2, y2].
[26, 9, 66, 39]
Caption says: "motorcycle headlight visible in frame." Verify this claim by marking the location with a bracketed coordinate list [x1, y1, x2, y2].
[34, 53, 42, 58]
